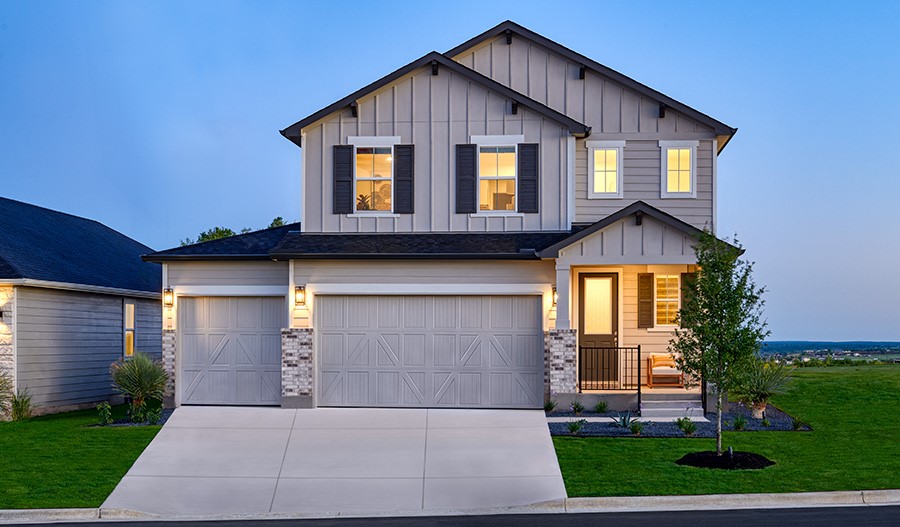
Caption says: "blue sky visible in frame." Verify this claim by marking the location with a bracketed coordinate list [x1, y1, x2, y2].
[1, 1, 899, 340]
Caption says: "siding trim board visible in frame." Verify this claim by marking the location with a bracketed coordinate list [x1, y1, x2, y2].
[0, 279, 159, 300]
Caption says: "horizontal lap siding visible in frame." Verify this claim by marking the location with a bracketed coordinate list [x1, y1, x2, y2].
[16, 288, 136, 407]
[293, 259, 554, 285]
[302, 67, 570, 233]
[166, 261, 289, 286]
[620, 266, 690, 363]
[135, 298, 162, 358]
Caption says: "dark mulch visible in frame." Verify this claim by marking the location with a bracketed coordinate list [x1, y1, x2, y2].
[92, 408, 174, 428]
[676, 450, 776, 470]
[548, 403, 809, 437]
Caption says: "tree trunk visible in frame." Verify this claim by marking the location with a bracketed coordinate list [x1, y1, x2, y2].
[716, 391, 723, 456]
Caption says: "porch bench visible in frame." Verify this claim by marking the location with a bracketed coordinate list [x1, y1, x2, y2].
[647, 354, 684, 388]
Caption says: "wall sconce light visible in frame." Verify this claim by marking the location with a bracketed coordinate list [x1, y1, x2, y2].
[163, 287, 174, 308]
[0, 309, 6, 322]
[552, 286, 558, 307]
[294, 285, 306, 307]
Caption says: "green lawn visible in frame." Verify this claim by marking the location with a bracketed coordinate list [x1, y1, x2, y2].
[554, 365, 900, 497]
[0, 405, 160, 509]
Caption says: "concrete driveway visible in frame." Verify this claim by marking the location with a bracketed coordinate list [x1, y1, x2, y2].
[102, 407, 566, 516]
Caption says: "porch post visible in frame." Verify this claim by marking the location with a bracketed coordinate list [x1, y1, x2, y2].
[554, 263, 571, 330]
[544, 263, 577, 399]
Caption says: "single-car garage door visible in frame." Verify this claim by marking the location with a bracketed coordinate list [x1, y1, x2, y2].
[317, 295, 544, 409]
[179, 297, 284, 405]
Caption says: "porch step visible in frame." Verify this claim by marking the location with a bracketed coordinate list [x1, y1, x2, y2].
[641, 392, 703, 402]
[640, 400, 703, 409]
[639, 407, 705, 419]
[640, 393, 704, 419]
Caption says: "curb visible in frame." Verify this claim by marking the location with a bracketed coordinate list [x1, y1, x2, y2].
[2, 490, 899, 523]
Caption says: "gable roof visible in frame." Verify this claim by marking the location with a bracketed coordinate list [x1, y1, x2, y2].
[280, 51, 590, 147]
[142, 222, 302, 262]
[0, 197, 161, 294]
[538, 201, 707, 258]
[446, 21, 737, 152]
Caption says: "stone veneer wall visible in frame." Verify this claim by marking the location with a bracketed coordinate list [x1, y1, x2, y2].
[281, 328, 314, 408]
[544, 328, 577, 397]
[161, 329, 176, 407]
[0, 286, 16, 416]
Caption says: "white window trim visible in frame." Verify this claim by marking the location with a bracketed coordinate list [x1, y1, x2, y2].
[348, 136, 400, 214]
[471, 135, 523, 215]
[586, 140, 625, 199]
[652, 274, 680, 329]
[659, 140, 698, 199]
[123, 300, 135, 358]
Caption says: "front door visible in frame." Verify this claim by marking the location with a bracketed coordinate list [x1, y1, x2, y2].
[579, 273, 619, 387]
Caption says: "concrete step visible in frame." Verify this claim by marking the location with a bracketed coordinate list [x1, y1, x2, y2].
[642, 392, 702, 402]
[639, 407, 705, 419]
[641, 400, 703, 409]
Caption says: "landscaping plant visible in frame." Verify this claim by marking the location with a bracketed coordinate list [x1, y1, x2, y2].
[670, 231, 769, 455]
[593, 400, 609, 414]
[732, 414, 747, 431]
[571, 401, 585, 415]
[629, 420, 645, 436]
[761, 418, 771, 428]
[146, 406, 163, 425]
[0, 369, 12, 419]
[97, 402, 113, 426]
[611, 412, 637, 429]
[675, 417, 697, 436]
[544, 399, 557, 413]
[733, 358, 794, 418]
[567, 419, 587, 435]
[110, 352, 168, 422]
[10, 388, 33, 421]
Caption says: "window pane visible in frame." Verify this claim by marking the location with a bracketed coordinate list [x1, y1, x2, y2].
[497, 149, 516, 177]
[656, 302, 678, 326]
[479, 178, 515, 211]
[372, 180, 392, 211]
[356, 149, 374, 178]
[356, 180, 375, 210]
[479, 179, 496, 211]
[593, 149, 618, 194]
[480, 147, 498, 178]
[679, 148, 691, 171]
[124, 303, 135, 329]
[372, 148, 392, 178]
[584, 277, 613, 334]
[125, 330, 134, 357]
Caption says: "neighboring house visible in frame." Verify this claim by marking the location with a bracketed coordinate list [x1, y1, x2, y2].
[145, 21, 736, 413]
[0, 197, 162, 414]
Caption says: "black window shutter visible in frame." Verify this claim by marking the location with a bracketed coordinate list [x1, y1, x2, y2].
[394, 144, 414, 214]
[333, 145, 353, 214]
[456, 144, 477, 213]
[638, 273, 654, 328]
[517, 143, 539, 213]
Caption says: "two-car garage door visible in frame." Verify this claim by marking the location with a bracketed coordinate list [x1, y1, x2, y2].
[178, 295, 544, 409]
[316, 295, 544, 409]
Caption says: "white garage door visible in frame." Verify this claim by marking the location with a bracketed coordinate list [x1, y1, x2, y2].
[179, 297, 284, 405]
[317, 295, 544, 409]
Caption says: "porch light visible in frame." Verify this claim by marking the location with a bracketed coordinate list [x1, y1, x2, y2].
[294, 285, 306, 306]
[552, 286, 558, 307]
[163, 287, 174, 308]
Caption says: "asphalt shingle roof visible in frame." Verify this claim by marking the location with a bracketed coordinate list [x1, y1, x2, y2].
[144, 223, 302, 260]
[0, 197, 161, 293]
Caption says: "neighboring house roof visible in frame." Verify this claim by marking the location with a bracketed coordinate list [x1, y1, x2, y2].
[269, 231, 575, 260]
[446, 21, 737, 151]
[143, 222, 302, 262]
[280, 51, 591, 147]
[0, 197, 161, 294]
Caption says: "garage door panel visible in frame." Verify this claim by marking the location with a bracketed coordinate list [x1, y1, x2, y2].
[179, 297, 283, 405]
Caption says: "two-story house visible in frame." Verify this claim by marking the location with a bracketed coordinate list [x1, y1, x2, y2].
[145, 21, 736, 414]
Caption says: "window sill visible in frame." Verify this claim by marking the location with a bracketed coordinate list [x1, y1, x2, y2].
[647, 326, 678, 333]
[347, 213, 401, 218]
[587, 194, 624, 200]
[659, 193, 697, 200]
[469, 213, 526, 218]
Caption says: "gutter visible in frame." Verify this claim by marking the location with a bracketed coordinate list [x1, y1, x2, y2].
[0, 279, 160, 300]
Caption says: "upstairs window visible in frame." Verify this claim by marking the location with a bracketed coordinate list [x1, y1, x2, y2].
[354, 146, 393, 212]
[587, 140, 624, 199]
[124, 301, 135, 358]
[478, 145, 517, 211]
[659, 140, 698, 198]
[655, 275, 680, 326]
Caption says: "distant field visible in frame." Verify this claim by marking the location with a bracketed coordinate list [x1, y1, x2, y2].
[762, 341, 900, 355]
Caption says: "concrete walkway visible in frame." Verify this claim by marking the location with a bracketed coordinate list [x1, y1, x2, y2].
[102, 407, 566, 516]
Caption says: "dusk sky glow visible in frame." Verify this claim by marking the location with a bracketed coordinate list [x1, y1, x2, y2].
[2, 1, 899, 340]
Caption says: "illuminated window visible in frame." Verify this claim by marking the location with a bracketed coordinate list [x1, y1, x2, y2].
[587, 140, 624, 199]
[354, 146, 393, 212]
[124, 301, 135, 358]
[479, 146, 517, 211]
[655, 275, 680, 326]
[659, 141, 698, 198]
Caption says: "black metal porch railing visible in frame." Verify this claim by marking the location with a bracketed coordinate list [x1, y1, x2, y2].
[578, 345, 642, 398]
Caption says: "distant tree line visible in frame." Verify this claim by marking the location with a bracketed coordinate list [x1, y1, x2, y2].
[180, 217, 286, 246]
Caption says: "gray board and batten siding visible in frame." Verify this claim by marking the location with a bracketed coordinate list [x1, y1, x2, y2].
[15, 287, 161, 407]
[301, 64, 574, 234]
[452, 34, 718, 230]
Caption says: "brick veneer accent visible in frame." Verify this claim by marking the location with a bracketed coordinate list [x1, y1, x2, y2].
[0, 286, 15, 419]
[544, 329, 577, 396]
[161, 329, 176, 407]
[282, 328, 314, 407]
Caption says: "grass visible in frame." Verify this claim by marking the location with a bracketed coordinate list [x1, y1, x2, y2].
[554, 365, 900, 496]
[0, 404, 161, 509]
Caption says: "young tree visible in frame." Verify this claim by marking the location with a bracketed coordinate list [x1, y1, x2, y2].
[670, 231, 769, 455]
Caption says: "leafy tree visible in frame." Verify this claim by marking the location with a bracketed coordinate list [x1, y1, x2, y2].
[180, 218, 287, 246]
[268, 217, 285, 228]
[670, 231, 769, 455]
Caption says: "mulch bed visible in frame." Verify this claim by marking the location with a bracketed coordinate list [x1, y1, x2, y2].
[676, 450, 775, 470]
[89, 408, 175, 428]
[548, 403, 810, 438]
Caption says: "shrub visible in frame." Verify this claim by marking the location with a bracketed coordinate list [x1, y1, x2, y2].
[629, 420, 645, 435]
[761, 418, 771, 428]
[11, 388, 34, 421]
[675, 417, 697, 436]
[611, 412, 636, 429]
[732, 414, 747, 431]
[543, 400, 557, 413]
[733, 358, 794, 418]
[593, 400, 609, 414]
[792, 417, 806, 431]
[567, 419, 586, 435]
[146, 406, 163, 425]
[110, 353, 168, 418]
[571, 401, 585, 415]
[0, 369, 12, 418]
[97, 402, 113, 426]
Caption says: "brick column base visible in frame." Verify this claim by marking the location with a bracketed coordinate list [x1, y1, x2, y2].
[0, 286, 16, 421]
[161, 329, 176, 408]
[282, 328, 314, 408]
[544, 329, 577, 397]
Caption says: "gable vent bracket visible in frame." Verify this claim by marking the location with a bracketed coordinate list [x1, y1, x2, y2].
[578, 65, 586, 79]
[350, 102, 358, 118]
[635, 211, 644, 226]
[431, 60, 439, 76]
[505, 29, 513, 45]
[658, 104, 667, 119]
[511, 101, 518, 115]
